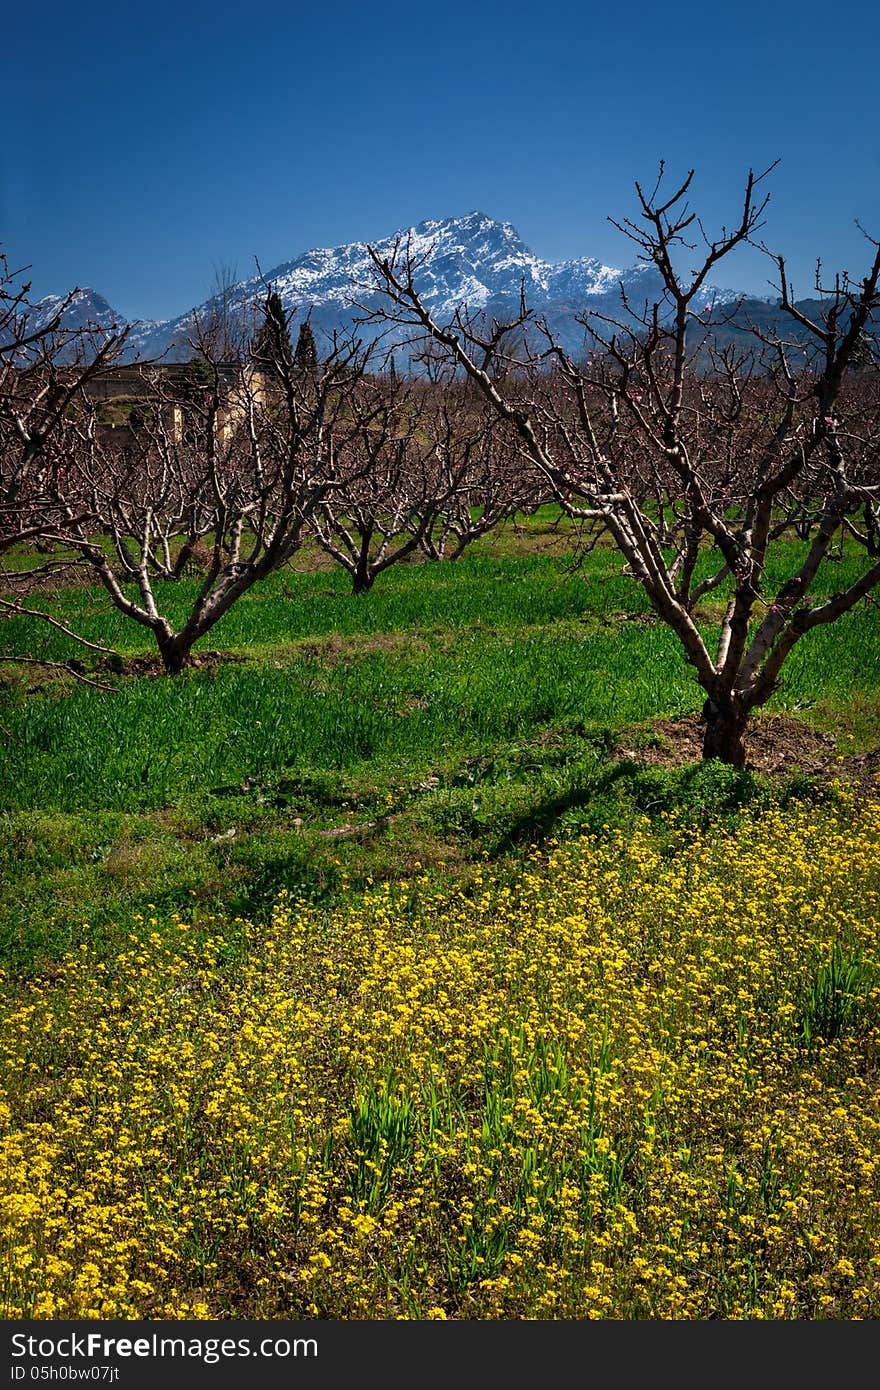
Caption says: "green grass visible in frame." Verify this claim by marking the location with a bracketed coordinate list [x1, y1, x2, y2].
[0, 623, 701, 812]
[0, 543, 640, 658]
[1, 521, 878, 973]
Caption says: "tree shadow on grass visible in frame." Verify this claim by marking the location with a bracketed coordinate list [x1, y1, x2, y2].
[488, 762, 638, 855]
[485, 757, 825, 857]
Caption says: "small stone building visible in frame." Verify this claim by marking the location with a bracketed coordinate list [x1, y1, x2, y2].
[84, 362, 266, 445]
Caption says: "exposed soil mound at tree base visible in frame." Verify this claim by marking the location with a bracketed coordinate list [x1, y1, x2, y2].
[105, 651, 248, 678]
[616, 713, 880, 778]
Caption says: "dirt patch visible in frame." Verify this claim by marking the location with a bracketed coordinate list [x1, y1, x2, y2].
[103, 650, 249, 678]
[615, 713, 847, 775]
[318, 821, 380, 840]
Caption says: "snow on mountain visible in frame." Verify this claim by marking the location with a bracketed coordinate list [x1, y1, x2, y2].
[29, 288, 129, 337]
[156, 211, 630, 339]
[25, 214, 746, 363]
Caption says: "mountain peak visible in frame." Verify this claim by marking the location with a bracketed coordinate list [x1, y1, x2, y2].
[28, 287, 126, 336]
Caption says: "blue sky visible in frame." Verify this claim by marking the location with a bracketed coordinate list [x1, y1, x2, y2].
[3, 0, 878, 320]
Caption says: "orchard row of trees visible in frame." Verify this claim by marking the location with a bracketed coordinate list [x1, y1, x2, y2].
[3, 167, 880, 763]
[0, 268, 534, 675]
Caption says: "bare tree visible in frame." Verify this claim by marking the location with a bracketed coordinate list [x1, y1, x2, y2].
[310, 374, 529, 593]
[309, 372, 442, 594]
[364, 167, 880, 764]
[420, 393, 537, 562]
[46, 315, 372, 673]
[0, 253, 128, 552]
[188, 261, 244, 363]
[0, 254, 131, 678]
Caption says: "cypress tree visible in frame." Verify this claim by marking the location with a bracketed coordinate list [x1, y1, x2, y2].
[294, 319, 319, 374]
[251, 290, 292, 375]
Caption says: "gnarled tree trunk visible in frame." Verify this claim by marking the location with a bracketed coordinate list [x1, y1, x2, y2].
[700, 694, 749, 767]
[156, 629, 193, 675]
[351, 563, 375, 595]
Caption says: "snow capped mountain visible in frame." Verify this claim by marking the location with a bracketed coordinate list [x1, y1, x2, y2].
[25, 213, 748, 363]
[29, 288, 126, 337]
[237, 212, 623, 316]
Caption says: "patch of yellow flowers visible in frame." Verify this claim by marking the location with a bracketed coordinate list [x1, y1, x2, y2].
[2, 794, 879, 1318]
